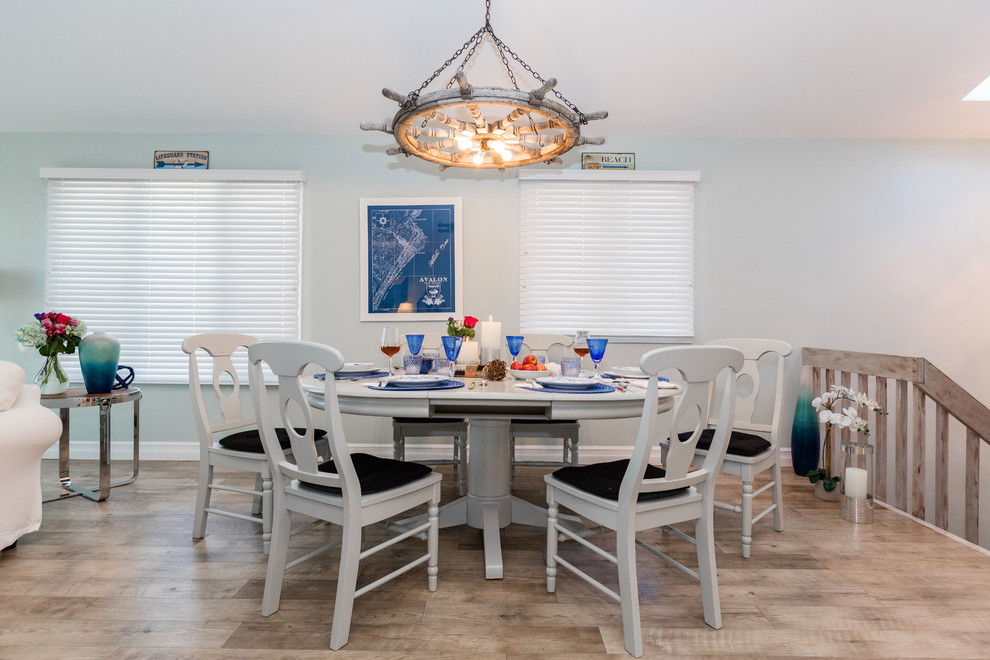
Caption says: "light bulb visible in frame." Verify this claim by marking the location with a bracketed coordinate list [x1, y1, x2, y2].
[472, 151, 484, 166]
[455, 136, 472, 150]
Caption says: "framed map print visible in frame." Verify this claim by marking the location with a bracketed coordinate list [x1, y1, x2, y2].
[359, 197, 463, 321]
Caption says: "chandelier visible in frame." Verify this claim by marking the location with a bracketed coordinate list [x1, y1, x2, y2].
[361, 0, 607, 171]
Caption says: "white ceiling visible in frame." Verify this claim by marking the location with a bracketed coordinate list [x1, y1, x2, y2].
[4, 0, 990, 139]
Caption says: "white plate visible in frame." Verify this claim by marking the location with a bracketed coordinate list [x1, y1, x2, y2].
[605, 366, 649, 380]
[509, 368, 549, 380]
[385, 375, 449, 388]
[535, 376, 599, 390]
[338, 362, 379, 375]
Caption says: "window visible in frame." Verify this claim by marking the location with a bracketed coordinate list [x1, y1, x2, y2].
[40, 168, 304, 383]
[518, 170, 698, 341]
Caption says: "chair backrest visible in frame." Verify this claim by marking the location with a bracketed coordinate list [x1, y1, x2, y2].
[182, 333, 258, 449]
[705, 338, 792, 447]
[620, 345, 745, 507]
[248, 340, 360, 502]
[420, 332, 445, 352]
[520, 334, 573, 359]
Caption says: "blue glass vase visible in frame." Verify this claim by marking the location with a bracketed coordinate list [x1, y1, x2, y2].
[79, 331, 121, 394]
[790, 369, 820, 476]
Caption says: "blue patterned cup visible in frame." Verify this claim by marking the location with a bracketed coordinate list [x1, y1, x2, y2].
[403, 354, 423, 375]
[435, 356, 454, 377]
[561, 357, 582, 377]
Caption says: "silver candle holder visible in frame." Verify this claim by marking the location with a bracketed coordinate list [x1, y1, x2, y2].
[840, 441, 874, 524]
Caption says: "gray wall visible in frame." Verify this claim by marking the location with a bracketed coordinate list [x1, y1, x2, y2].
[3, 134, 989, 486]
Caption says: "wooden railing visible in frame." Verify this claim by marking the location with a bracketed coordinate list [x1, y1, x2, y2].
[802, 347, 988, 546]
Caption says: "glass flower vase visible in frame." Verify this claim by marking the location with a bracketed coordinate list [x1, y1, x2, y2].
[35, 353, 70, 395]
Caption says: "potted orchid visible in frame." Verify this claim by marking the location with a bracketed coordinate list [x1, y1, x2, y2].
[14, 311, 87, 395]
[446, 315, 478, 339]
[807, 384, 885, 500]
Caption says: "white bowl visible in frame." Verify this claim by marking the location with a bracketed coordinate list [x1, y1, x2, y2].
[509, 368, 549, 380]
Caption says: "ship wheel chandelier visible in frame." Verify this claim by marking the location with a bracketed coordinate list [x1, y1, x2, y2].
[361, 0, 607, 171]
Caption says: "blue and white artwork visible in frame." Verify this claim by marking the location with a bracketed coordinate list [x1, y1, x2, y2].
[360, 198, 463, 321]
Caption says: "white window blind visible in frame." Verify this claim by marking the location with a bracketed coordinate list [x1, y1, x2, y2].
[40, 168, 304, 383]
[519, 170, 698, 341]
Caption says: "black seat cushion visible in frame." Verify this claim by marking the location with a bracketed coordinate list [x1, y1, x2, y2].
[218, 427, 327, 454]
[678, 429, 771, 457]
[552, 459, 688, 502]
[300, 452, 433, 495]
[509, 419, 579, 425]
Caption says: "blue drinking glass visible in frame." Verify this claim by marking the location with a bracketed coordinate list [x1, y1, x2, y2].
[506, 335, 524, 360]
[441, 335, 463, 362]
[406, 334, 424, 356]
[587, 338, 608, 380]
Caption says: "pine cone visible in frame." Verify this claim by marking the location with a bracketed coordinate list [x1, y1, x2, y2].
[483, 360, 507, 381]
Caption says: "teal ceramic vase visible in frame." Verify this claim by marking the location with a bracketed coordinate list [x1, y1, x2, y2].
[790, 368, 820, 476]
[79, 331, 120, 394]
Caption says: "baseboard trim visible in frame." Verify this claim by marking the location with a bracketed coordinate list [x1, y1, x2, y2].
[44, 442, 796, 466]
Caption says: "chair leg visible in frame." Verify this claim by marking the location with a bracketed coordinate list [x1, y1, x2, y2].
[568, 436, 579, 466]
[392, 426, 404, 461]
[456, 435, 467, 496]
[251, 472, 263, 516]
[261, 466, 273, 555]
[696, 511, 723, 630]
[616, 526, 643, 658]
[261, 504, 291, 617]
[741, 480, 754, 559]
[428, 491, 439, 592]
[330, 523, 363, 651]
[770, 461, 784, 532]
[509, 435, 516, 478]
[192, 461, 212, 539]
[546, 496, 558, 593]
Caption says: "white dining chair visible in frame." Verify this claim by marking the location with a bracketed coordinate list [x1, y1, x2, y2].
[184, 333, 329, 554]
[249, 339, 441, 651]
[688, 338, 792, 558]
[545, 345, 744, 658]
[391, 331, 467, 494]
[510, 334, 580, 474]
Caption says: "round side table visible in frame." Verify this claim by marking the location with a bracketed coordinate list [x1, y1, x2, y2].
[40, 387, 141, 502]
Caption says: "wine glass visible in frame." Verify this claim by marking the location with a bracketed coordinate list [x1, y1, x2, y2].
[441, 336, 463, 377]
[573, 331, 590, 368]
[380, 327, 401, 372]
[405, 334, 424, 356]
[586, 337, 608, 380]
[506, 336, 524, 362]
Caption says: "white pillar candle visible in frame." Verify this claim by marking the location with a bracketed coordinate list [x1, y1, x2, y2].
[844, 467, 868, 499]
[477, 317, 501, 364]
[456, 338, 479, 365]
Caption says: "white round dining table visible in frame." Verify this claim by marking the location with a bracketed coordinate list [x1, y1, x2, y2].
[303, 375, 676, 579]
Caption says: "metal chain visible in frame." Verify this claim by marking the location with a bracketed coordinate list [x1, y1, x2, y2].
[490, 31, 587, 123]
[409, 26, 486, 105]
[409, 0, 588, 124]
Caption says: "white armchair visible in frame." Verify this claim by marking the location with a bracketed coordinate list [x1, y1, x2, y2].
[0, 361, 63, 550]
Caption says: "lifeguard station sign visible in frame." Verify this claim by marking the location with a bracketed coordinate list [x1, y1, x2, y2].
[154, 151, 209, 169]
[581, 152, 635, 170]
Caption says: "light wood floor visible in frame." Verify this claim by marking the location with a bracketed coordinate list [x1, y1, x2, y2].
[1, 459, 988, 659]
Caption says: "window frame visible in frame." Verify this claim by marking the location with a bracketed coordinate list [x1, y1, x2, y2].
[38, 168, 305, 384]
[517, 169, 699, 342]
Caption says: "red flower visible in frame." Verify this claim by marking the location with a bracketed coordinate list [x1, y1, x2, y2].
[463, 316, 479, 329]
[56, 313, 72, 325]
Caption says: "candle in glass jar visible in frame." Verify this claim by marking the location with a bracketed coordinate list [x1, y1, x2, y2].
[456, 338, 479, 365]
[477, 317, 502, 364]
[844, 467, 868, 499]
